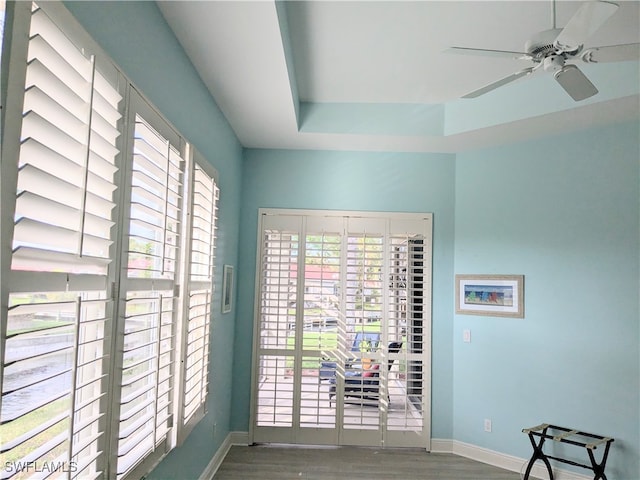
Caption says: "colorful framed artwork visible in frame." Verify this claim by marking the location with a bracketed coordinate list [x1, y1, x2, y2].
[455, 274, 524, 318]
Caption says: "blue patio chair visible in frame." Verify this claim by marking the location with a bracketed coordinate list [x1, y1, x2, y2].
[327, 340, 403, 406]
[319, 331, 381, 379]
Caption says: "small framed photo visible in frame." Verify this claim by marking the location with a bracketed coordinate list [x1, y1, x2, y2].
[455, 274, 524, 318]
[222, 265, 234, 313]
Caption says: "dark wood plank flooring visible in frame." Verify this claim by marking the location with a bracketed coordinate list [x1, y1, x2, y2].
[213, 445, 522, 479]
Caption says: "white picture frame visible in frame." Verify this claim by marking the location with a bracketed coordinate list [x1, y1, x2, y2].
[455, 274, 524, 318]
[222, 265, 234, 314]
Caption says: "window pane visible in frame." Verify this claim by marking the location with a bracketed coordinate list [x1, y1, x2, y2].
[127, 115, 183, 280]
[183, 290, 211, 423]
[182, 160, 218, 429]
[1, 291, 109, 479]
[117, 289, 175, 478]
[260, 231, 299, 350]
[301, 232, 341, 351]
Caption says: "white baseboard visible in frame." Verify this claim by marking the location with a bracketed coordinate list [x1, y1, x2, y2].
[449, 439, 591, 480]
[430, 438, 454, 453]
[198, 431, 250, 480]
[229, 431, 250, 445]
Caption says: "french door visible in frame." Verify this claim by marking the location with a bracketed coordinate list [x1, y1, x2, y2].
[250, 210, 432, 449]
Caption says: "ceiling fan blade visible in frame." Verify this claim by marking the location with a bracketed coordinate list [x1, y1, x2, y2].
[462, 68, 535, 99]
[554, 1, 619, 52]
[445, 46, 530, 60]
[554, 64, 598, 101]
[581, 43, 640, 63]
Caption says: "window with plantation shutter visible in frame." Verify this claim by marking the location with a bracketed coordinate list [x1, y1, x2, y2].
[114, 92, 185, 479]
[2, 2, 222, 478]
[1, 2, 123, 479]
[180, 155, 219, 435]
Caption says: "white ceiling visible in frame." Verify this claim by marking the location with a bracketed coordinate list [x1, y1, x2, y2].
[157, 1, 640, 153]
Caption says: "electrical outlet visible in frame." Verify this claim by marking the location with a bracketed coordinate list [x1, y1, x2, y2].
[463, 329, 471, 343]
[484, 418, 492, 432]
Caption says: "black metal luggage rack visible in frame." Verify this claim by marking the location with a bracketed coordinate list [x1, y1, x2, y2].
[522, 423, 614, 480]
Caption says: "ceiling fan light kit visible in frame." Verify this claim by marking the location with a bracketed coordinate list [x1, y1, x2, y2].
[543, 55, 565, 73]
[446, 0, 639, 102]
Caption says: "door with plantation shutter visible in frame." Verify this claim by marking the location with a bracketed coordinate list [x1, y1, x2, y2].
[0, 3, 123, 478]
[251, 210, 432, 449]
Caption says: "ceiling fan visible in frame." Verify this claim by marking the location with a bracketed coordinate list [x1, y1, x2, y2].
[446, 0, 640, 101]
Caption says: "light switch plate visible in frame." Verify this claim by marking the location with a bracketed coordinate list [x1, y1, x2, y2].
[463, 329, 471, 343]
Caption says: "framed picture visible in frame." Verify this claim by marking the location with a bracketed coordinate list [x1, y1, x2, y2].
[455, 274, 524, 318]
[222, 265, 234, 313]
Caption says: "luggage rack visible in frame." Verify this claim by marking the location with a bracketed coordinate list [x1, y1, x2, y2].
[522, 423, 614, 480]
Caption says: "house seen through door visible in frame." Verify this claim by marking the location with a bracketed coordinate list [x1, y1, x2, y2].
[250, 210, 432, 449]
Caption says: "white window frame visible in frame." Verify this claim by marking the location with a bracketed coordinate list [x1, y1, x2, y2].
[177, 149, 219, 444]
[1, 2, 219, 479]
[1, 3, 125, 478]
[111, 88, 188, 480]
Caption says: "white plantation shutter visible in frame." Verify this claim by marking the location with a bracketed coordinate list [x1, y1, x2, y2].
[2, 292, 113, 480]
[345, 231, 384, 331]
[388, 233, 426, 356]
[302, 226, 341, 349]
[253, 210, 432, 444]
[342, 222, 386, 429]
[115, 91, 185, 479]
[298, 220, 342, 430]
[189, 160, 219, 283]
[259, 215, 302, 353]
[387, 222, 431, 435]
[254, 215, 302, 430]
[127, 115, 182, 280]
[181, 155, 219, 432]
[1, 2, 123, 479]
[12, 4, 121, 275]
[2, 3, 221, 478]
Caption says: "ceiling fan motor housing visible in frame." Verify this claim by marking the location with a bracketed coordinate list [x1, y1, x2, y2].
[525, 28, 581, 60]
[525, 28, 562, 59]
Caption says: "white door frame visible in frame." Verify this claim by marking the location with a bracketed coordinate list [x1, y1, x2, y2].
[249, 209, 432, 450]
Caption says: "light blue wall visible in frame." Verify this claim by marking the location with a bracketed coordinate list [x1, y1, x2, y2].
[234, 149, 456, 439]
[454, 121, 640, 479]
[65, 3, 243, 479]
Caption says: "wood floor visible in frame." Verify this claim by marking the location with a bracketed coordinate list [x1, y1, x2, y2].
[213, 445, 523, 479]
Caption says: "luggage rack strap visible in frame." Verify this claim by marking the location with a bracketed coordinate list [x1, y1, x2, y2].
[522, 423, 549, 434]
[554, 429, 578, 442]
